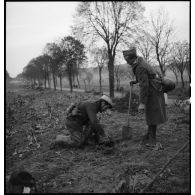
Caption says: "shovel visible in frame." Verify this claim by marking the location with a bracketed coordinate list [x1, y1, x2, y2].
[122, 82, 133, 140]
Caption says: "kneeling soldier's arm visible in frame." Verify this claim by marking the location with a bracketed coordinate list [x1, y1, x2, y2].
[86, 106, 105, 136]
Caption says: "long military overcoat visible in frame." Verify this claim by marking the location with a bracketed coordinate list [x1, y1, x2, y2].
[132, 57, 167, 125]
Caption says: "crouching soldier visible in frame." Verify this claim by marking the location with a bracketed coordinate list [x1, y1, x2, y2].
[51, 95, 114, 148]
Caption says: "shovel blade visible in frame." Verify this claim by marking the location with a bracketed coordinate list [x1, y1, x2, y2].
[122, 126, 133, 140]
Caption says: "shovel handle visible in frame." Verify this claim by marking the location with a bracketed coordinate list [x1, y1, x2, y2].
[127, 83, 132, 126]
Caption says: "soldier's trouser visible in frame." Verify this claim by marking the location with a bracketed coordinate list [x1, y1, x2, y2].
[61, 118, 108, 146]
[142, 125, 157, 141]
[148, 125, 157, 139]
[63, 118, 100, 146]
[64, 119, 86, 146]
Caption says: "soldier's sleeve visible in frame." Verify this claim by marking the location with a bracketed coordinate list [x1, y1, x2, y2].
[85, 106, 105, 136]
[135, 66, 149, 104]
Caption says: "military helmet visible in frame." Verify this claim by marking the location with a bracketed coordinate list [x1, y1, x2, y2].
[100, 95, 113, 107]
[123, 46, 137, 58]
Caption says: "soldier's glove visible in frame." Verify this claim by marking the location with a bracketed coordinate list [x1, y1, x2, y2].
[98, 135, 115, 147]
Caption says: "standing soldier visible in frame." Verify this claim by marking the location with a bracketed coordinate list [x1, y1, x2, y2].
[123, 47, 167, 146]
[51, 95, 114, 148]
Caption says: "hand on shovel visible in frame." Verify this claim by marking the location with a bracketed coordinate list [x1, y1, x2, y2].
[130, 80, 137, 86]
[138, 103, 145, 114]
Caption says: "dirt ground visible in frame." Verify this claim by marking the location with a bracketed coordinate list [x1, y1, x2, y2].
[5, 80, 190, 193]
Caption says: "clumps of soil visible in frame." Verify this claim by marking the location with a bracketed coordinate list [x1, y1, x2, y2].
[113, 91, 139, 114]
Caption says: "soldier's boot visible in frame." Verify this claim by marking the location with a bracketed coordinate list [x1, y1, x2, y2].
[151, 126, 156, 140]
[141, 133, 149, 144]
[98, 134, 115, 147]
[146, 125, 157, 146]
[141, 125, 156, 146]
[141, 130, 149, 145]
[50, 135, 75, 149]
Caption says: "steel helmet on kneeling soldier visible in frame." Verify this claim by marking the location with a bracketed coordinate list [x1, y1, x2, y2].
[100, 95, 113, 108]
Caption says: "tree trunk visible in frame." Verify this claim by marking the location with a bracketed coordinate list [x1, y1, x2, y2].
[68, 71, 73, 93]
[99, 68, 102, 92]
[181, 73, 185, 88]
[44, 71, 47, 89]
[38, 75, 41, 87]
[172, 72, 178, 85]
[84, 80, 87, 91]
[52, 72, 56, 90]
[159, 63, 165, 76]
[73, 74, 76, 86]
[187, 73, 191, 83]
[108, 57, 115, 98]
[116, 79, 118, 91]
[88, 82, 91, 91]
[156, 51, 165, 76]
[175, 74, 178, 85]
[60, 75, 62, 91]
[47, 73, 51, 89]
[55, 76, 58, 87]
[76, 74, 80, 88]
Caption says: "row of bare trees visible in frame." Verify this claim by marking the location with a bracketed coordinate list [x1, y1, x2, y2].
[21, 36, 87, 93]
[20, 2, 189, 96]
[90, 47, 108, 92]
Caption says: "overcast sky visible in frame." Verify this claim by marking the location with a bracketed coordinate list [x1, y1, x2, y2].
[6, 1, 190, 78]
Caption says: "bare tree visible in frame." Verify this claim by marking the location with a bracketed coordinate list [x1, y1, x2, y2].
[73, 50, 87, 89]
[91, 46, 108, 92]
[72, 2, 144, 98]
[43, 42, 61, 90]
[58, 36, 86, 93]
[79, 69, 93, 91]
[171, 41, 189, 87]
[42, 54, 52, 89]
[134, 33, 155, 64]
[167, 62, 180, 85]
[146, 9, 174, 76]
[186, 61, 190, 82]
[86, 71, 93, 90]
[114, 65, 126, 91]
[81, 76, 87, 91]
[22, 59, 40, 86]
[33, 54, 52, 89]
